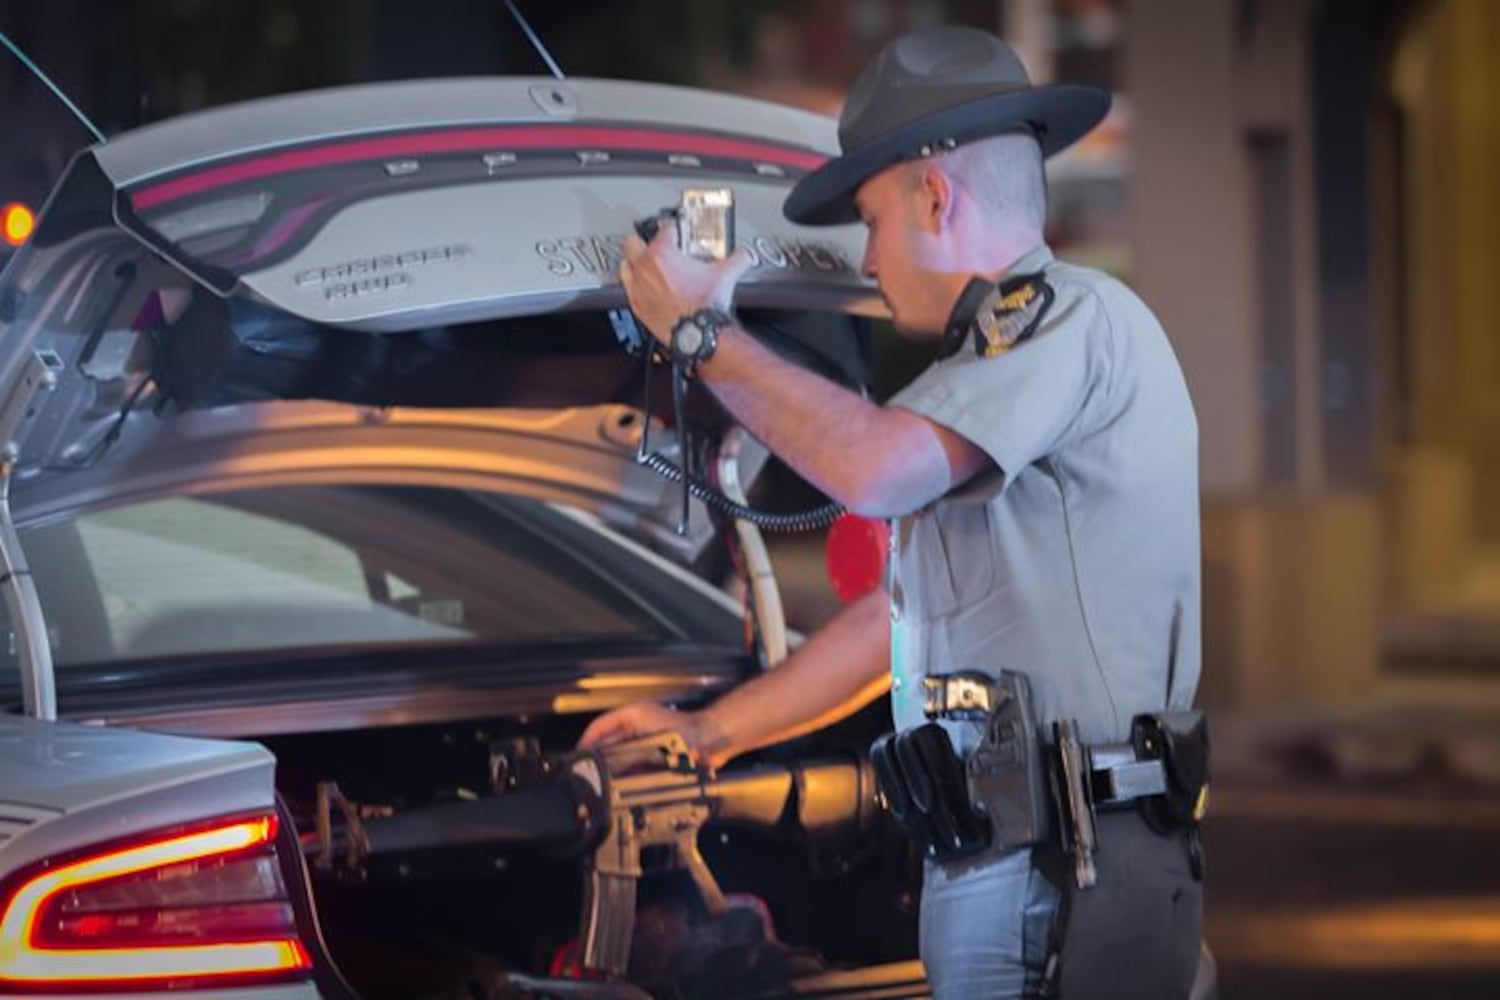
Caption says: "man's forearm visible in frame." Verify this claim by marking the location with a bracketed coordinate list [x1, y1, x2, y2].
[616, 232, 983, 514]
[698, 326, 949, 517]
[696, 587, 891, 762]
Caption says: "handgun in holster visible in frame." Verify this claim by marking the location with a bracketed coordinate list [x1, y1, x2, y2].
[966, 671, 1051, 851]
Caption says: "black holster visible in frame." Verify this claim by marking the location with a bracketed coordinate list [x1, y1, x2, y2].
[870, 672, 1048, 862]
[870, 723, 989, 861]
[1132, 710, 1210, 835]
[967, 672, 1050, 851]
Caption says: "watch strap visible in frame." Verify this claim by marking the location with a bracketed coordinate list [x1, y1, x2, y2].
[670, 307, 731, 376]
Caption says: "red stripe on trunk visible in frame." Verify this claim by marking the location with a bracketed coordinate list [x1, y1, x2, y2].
[131, 126, 827, 210]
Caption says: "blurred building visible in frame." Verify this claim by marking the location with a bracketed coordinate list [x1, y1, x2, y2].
[1128, 0, 1500, 719]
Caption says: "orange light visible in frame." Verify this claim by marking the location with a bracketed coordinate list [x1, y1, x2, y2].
[0, 814, 312, 986]
[2, 203, 34, 247]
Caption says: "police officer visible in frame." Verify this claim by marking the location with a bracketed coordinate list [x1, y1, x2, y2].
[581, 24, 1203, 999]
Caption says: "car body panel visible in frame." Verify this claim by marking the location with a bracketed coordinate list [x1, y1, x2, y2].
[231, 175, 872, 330]
[10, 401, 722, 561]
[90, 78, 839, 189]
[78, 76, 880, 328]
[0, 714, 273, 874]
[63, 657, 741, 740]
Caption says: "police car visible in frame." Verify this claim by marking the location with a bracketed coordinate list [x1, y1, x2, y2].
[0, 77, 926, 998]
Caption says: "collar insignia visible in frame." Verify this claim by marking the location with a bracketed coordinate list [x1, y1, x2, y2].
[973, 274, 1054, 357]
[936, 272, 1055, 362]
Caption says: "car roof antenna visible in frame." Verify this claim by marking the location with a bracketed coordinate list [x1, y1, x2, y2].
[0, 31, 106, 144]
[501, 0, 566, 80]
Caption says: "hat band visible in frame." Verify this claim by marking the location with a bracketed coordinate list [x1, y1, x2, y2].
[909, 122, 1042, 162]
[916, 137, 960, 158]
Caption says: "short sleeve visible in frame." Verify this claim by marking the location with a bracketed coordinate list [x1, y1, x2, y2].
[887, 282, 1116, 486]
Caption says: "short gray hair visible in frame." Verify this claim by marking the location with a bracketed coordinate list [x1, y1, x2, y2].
[925, 133, 1047, 233]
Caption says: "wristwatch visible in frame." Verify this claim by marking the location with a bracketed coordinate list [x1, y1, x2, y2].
[669, 307, 731, 377]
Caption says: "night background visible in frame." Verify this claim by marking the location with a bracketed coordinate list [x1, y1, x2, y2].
[4, 1, 1500, 996]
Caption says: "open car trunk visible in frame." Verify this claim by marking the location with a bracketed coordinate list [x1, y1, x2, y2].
[258, 711, 926, 1000]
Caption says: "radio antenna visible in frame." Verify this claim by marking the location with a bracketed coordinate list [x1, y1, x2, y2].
[501, 0, 565, 80]
[0, 31, 106, 144]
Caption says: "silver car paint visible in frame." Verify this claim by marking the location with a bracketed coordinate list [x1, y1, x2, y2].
[238, 176, 876, 331]
[86, 77, 878, 329]
[0, 721, 300, 996]
[91, 78, 840, 189]
[0, 713, 273, 874]
[11, 401, 716, 562]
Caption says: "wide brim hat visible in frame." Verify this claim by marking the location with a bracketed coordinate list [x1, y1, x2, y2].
[785, 26, 1111, 227]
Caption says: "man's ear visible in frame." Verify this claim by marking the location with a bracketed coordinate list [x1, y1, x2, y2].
[915, 163, 955, 232]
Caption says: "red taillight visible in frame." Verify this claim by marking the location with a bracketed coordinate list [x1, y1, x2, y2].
[0, 813, 312, 992]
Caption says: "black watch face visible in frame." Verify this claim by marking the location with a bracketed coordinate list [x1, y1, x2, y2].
[675, 322, 705, 357]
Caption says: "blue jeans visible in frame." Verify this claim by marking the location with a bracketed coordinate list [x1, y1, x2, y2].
[920, 846, 1061, 999]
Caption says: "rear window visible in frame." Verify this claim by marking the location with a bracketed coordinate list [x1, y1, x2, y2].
[6, 485, 705, 669]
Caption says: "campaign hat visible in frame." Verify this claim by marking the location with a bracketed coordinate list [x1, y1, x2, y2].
[785, 26, 1110, 226]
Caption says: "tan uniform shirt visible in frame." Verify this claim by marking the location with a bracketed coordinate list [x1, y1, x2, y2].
[886, 245, 1200, 746]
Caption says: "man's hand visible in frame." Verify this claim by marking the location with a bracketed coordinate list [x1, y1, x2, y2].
[618, 227, 755, 347]
[577, 701, 734, 772]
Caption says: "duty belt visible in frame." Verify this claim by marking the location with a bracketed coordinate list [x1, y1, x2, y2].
[896, 671, 1210, 888]
[921, 672, 1166, 807]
